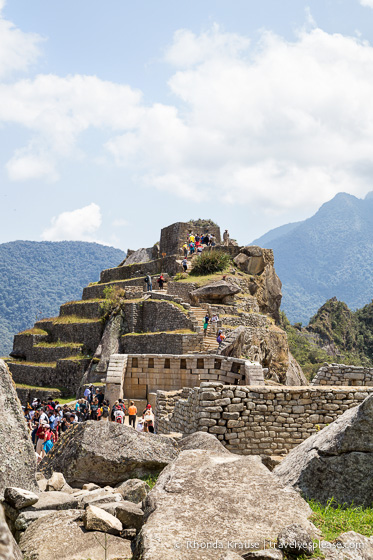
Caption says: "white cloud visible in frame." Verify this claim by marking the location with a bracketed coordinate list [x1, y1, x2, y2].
[6, 147, 58, 182]
[41, 203, 102, 241]
[107, 26, 373, 212]
[360, 0, 373, 7]
[112, 219, 129, 227]
[1, 8, 373, 217]
[0, 2, 42, 78]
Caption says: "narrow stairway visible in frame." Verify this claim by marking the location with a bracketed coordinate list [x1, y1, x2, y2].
[189, 306, 219, 352]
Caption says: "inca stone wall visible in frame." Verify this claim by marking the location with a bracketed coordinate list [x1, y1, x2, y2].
[106, 353, 263, 401]
[120, 333, 203, 359]
[100, 255, 181, 283]
[160, 221, 221, 257]
[312, 363, 373, 386]
[156, 383, 373, 456]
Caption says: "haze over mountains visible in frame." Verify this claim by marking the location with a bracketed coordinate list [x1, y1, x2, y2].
[0, 241, 125, 356]
[253, 192, 373, 325]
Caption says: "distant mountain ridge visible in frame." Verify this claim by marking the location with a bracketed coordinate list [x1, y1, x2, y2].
[0, 241, 125, 355]
[253, 192, 373, 324]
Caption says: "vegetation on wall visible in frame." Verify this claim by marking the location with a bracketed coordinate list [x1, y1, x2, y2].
[189, 251, 230, 276]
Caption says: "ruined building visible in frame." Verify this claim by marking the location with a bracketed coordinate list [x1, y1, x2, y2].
[6, 219, 305, 405]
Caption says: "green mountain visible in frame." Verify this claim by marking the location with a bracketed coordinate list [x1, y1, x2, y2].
[0, 241, 125, 355]
[253, 192, 373, 324]
[281, 297, 373, 380]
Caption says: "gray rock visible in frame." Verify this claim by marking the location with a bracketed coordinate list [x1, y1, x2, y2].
[319, 532, 373, 559]
[84, 505, 122, 535]
[243, 550, 283, 560]
[114, 501, 144, 530]
[19, 509, 132, 560]
[285, 352, 308, 386]
[277, 524, 314, 556]
[133, 450, 316, 560]
[122, 528, 137, 540]
[4, 487, 39, 509]
[15, 509, 59, 531]
[191, 280, 240, 304]
[40, 421, 179, 487]
[81, 493, 122, 509]
[114, 478, 150, 503]
[46, 472, 67, 492]
[82, 483, 101, 491]
[0, 360, 37, 494]
[0, 505, 23, 560]
[178, 431, 230, 454]
[24, 491, 79, 511]
[274, 394, 373, 506]
[37, 477, 48, 492]
[94, 501, 120, 516]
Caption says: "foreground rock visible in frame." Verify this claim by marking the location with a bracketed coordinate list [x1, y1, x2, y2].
[0, 359, 37, 494]
[133, 450, 315, 560]
[84, 505, 122, 535]
[274, 394, 373, 506]
[40, 421, 179, 487]
[178, 431, 230, 454]
[19, 509, 132, 560]
[115, 478, 150, 503]
[4, 487, 39, 510]
[0, 505, 23, 560]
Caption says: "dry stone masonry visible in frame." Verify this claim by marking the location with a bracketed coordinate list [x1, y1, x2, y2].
[156, 383, 373, 456]
[312, 363, 373, 386]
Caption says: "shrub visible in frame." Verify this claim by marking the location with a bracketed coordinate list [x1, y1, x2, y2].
[189, 251, 230, 276]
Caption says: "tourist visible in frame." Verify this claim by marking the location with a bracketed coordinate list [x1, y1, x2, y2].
[210, 234, 216, 247]
[182, 242, 188, 258]
[90, 398, 99, 420]
[35, 421, 49, 462]
[128, 400, 137, 428]
[217, 330, 226, 347]
[143, 407, 155, 433]
[223, 229, 229, 246]
[211, 314, 219, 333]
[113, 405, 125, 424]
[182, 258, 188, 273]
[144, 273, 152, 291]
[96, 388, 104, 406]
[157, 274, 165, 290]
[203, 314, 210, 337]
[99, 400, 110, 422]
[189, 241, 195, 255]
[83, 386, 91, 402]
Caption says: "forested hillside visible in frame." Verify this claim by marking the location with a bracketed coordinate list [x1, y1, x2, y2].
[253, 192, 373, 324]
[0, 241, 125, 355]
[281, 297, 373, 379]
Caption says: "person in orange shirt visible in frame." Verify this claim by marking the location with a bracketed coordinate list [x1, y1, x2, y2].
[128, 401, 137, 428]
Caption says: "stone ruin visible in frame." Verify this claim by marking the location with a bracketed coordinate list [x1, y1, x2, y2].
[5, 217, 371, 459]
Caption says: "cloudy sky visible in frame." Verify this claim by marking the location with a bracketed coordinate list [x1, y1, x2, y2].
[1, 0, 373, 250]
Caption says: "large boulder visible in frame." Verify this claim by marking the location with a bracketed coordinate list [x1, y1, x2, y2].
[274, 394, 373, 506]
[178, 431, 230, 454]
[19, 509, 132, 560]
[133, 450, 315, 560]
[191, 280, 241, 304]
[40, 421, 179, 487]
[0, 505, 23, 560]
[0, 360, 37, 494]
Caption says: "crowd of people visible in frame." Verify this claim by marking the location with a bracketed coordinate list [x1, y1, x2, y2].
[23, 385, 155, 463]
[182, 231, 218, 259]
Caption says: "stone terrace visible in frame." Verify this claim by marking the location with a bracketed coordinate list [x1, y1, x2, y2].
[156, 383, 373, 456]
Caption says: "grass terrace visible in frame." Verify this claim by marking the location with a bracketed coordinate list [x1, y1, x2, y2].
[18, 328, 48, 336]
[122, 329, 195, 336]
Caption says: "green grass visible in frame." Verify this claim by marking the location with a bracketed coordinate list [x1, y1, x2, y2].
[34, 341, 83, 348]
[52, 315, 102, 324]
[61, 298, 104, 305]
[122, 329, 195, 336]
[12, 361, 57, 367]
[18, 328, 48, 336]
[309, 499, 373, 542]
[16, 383, 63, 390]
[140, 473, 159, 489]
[189, 251, 231, 276]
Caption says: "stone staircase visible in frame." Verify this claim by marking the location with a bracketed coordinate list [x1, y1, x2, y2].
[190, 306, 219, 352]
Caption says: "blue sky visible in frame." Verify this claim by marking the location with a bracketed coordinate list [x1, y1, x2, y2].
[1, 0, 373, 250]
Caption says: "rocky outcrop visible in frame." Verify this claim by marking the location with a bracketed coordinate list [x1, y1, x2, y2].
[274, 394, 373, 506]
[40, 421, 179, 487]
[124, 247, 154, 265]
[0, 360, 37, 495]
[191, 280, 241, 304]
[178, 431, 230, 454]
[285, 352, 307, 385]
[133, 450, 315, 560]
[0, 505, 23, 560]
[19, 509, 132, 560]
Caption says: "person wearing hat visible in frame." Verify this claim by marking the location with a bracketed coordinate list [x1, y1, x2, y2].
[143, 404, 155, 433]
